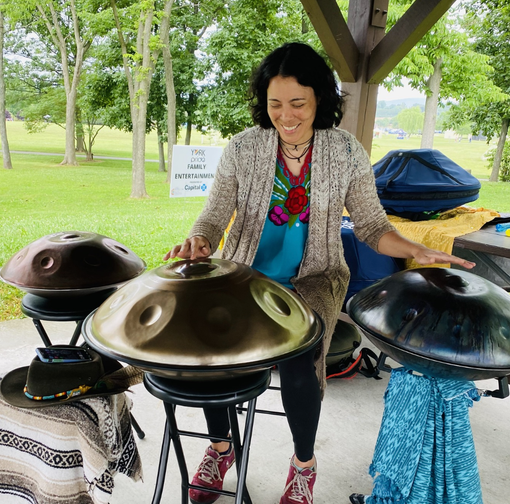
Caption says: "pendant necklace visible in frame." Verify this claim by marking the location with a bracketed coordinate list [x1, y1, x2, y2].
[279, 135, 314, 163]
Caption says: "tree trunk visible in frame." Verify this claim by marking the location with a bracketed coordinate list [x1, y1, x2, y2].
[111, 0, 172, 197]
[129, 48, 152, 198]
[128, 10, 154, 199]
[84, 125, 92, 161]
[490, 117, 509, 182]
[61, 94, 78, 165]
[76, 112, 85, 152]
[185, 119, 192, 145]
[161, 0, 176, 183]
[157, 123, 166, 172]
[0, 11, 12, 170]
[421, 57, 442, 149]
[131, 119, 148, 198]
[37, 0, 89, 166]
[76, 132, 85, 152]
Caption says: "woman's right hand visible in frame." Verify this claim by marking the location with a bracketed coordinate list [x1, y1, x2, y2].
[163, 236, 211, 261]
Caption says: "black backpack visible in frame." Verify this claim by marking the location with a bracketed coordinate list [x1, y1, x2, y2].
[325, 318, 380, 380]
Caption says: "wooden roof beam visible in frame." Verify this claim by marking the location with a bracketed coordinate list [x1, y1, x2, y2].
[367, 0, 456, 83]
[300, 0, 359, 82]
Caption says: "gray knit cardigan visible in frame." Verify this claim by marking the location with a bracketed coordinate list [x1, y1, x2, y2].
[190, 126, 395, 393]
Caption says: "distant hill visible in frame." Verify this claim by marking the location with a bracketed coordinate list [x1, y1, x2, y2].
[378, 97, 426, 107]
[376, 97, 426, 122]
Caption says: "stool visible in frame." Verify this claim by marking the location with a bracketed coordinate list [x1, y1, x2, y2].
[144, 368, 272, 504]
[21, 290, 115, 346]
[20, 290, 146, 440]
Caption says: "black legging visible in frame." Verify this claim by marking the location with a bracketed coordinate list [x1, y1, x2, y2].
[203, 345, 321, 462]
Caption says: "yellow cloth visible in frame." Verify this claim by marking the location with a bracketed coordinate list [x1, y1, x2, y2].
[219, 211, 236, 250]
[388, 207, 499, 269]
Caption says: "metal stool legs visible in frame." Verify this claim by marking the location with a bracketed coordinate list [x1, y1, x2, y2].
[151, 411, 174, 504]
[31, 318, 84, 347]
[130, 413, 146, 439]
[229, 401, 255, 504]
[31, 319, 52, 347]
[150, 398, 258, 504]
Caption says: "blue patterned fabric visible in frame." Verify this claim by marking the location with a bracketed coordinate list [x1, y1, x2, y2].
[366, 368, 482, 504]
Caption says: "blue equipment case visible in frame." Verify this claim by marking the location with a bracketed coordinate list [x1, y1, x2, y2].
[373, 149, 481, 221]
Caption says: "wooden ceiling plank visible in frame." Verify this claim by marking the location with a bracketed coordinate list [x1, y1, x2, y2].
[300, 0, 359, 82]
[367, 0, 456, 83]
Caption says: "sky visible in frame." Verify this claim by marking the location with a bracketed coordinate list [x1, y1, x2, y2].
[376, 80, 425, 102]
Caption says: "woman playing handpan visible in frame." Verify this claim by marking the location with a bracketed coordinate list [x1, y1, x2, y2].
[165, 42, 474, 504]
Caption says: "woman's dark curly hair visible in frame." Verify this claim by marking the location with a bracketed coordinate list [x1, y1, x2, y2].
[249, 42, 344, 129]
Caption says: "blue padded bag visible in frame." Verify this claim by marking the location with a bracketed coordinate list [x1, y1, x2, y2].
[373, 149, 481, 220]
[341, 217, 404, 307]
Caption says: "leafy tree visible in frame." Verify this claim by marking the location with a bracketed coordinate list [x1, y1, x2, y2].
[158, 0, 226, 182]
[3, 26, 56, 116]
[384, 1, 505, 148]
[376, 101, 410, 119]
[450, 0, 510, 182]
[22, 86, 67, 131]
[5, 0, 94, 165]
[148, 61, 172, 172]
[169, 0, 226, 144]
[159, 7, 176, 178]
[396, 106, 424, 136]
[376, 117, 393, 129]
[0, 7, 12, 169]
[73, 72, 108, 161]
[104, 0, 174, 197]
[198, 0, 318, 138]
[81, 44, 178, 169]
[486, 142, 510, 182]
[8, 35, 86, 143]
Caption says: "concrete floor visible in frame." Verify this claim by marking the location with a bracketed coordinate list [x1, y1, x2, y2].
[1, 317, 509, 504]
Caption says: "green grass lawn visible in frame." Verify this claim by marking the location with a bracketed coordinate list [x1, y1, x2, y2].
[1, 123, 509, 320]
[0, 151, 208, 319]
[5, 121, 228, 159]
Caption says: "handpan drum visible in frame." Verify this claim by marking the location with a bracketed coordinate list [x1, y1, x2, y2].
[82, 258, 323, 380]
[0, 231, 146, 297]
[346, 267, 510, 381]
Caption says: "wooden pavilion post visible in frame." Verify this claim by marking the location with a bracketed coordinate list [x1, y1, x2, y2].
[300, 0, 457, 156]
[340, 1, 388, 156]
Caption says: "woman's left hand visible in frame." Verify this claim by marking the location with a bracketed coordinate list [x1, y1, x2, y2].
[377, 231, 476, 269]
[411, 245, 476, 269]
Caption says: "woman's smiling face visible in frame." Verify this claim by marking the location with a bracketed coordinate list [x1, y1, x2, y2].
[267, 75, 317, 145]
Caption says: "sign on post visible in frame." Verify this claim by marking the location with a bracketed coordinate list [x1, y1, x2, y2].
[170, 145, 223, 197]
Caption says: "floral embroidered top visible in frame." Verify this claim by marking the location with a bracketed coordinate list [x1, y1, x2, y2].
[251, 146, 312, 288]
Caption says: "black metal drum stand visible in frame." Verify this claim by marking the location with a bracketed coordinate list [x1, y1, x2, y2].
[21, 290, 115, 347]
[144, 369, 272, 504]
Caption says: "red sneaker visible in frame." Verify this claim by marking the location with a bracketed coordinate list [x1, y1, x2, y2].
[279, 457, 317, 504]
[189, 445, 235, 504]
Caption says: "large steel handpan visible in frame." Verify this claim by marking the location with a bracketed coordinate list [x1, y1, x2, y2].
[347, 267, 510, 380]
[82, 258, 323, 380]
[0, 231, 146, 297]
